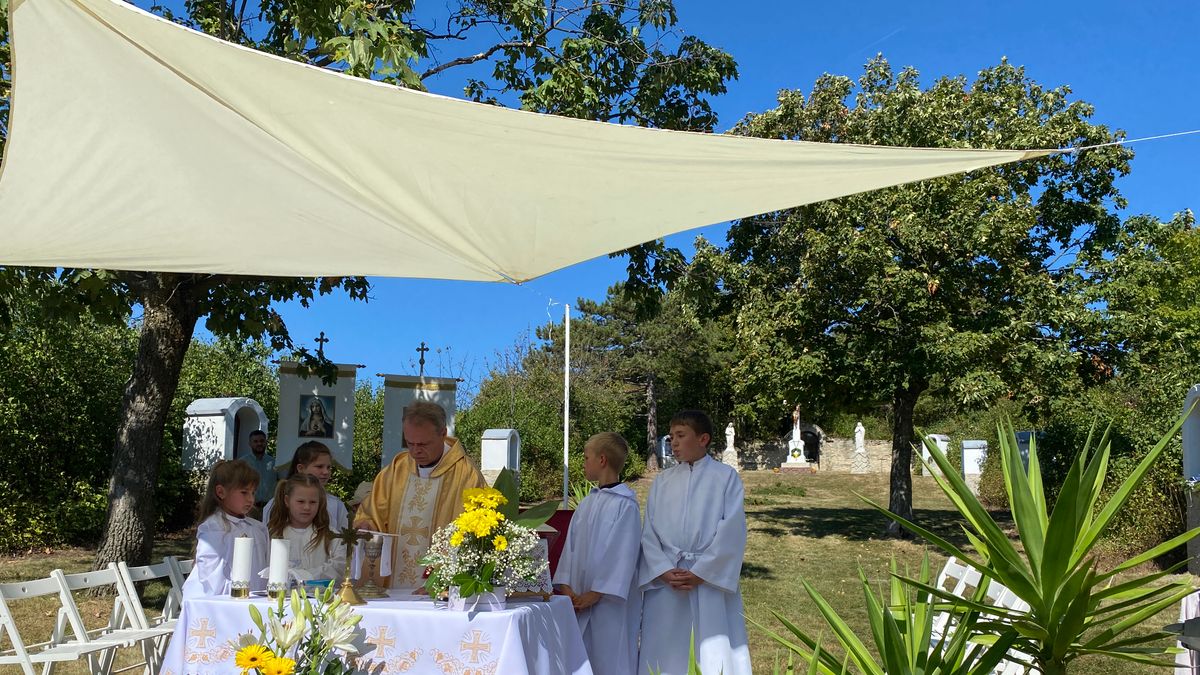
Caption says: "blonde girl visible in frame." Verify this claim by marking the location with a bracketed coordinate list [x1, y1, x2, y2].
[182, 459, 269, 597]
[267, 474, 346, 582]
[263, 441, 349, 529]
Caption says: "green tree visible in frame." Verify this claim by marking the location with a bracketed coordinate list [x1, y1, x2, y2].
[575, 286, 735, 466]
[458, 326, 639, 502]
[699, 57, 1130, 534]
[1041, 210, 1200, 556]
[0, 281, 136, 551]
[0, 0, 736, 567]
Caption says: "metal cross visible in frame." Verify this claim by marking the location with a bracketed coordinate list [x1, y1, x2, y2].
[416, 341, 430, 377]
[314, 331, 330, 360]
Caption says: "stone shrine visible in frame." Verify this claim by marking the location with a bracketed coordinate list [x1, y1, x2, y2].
[182, 397, 269, 472]
[481, 428, 521, 487]
[922, 434, 950, 477]
[277, 361, 358, 470]
[961, 439, 987, 495]
[782, 405, 822, 473]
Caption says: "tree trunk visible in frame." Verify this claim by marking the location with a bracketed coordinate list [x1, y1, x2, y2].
[885, 377, 926, 538]
[645, 375, 659, 472]
[94, 274, 202, 569]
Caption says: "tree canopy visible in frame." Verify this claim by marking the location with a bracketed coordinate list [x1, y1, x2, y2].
[681, 56, 1131, 531]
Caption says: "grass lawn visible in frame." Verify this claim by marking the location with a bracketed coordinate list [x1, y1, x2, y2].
[0, 472, 1188, 674]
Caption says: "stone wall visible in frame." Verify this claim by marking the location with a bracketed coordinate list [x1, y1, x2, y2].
[737, 436, 892, 473]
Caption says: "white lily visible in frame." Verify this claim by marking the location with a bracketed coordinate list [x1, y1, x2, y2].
[318, 602, 364, 653]
[269, 613, 307, 651]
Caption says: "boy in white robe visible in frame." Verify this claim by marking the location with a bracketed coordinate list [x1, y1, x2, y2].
[639, 410, 752, 675]
[554, 432, 643, 675]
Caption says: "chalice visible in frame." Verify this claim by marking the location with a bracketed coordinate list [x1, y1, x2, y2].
[357, 535, 390, 599]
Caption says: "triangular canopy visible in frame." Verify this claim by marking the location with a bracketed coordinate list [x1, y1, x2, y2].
[0, 0, 1050, 282]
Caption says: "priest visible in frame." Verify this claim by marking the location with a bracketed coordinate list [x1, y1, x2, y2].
[355, 400, 486, 588]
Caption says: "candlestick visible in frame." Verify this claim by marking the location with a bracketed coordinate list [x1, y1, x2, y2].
[231, 536, 252, 598]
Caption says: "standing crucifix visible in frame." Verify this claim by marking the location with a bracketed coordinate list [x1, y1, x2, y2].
[416, 341, 430, 377]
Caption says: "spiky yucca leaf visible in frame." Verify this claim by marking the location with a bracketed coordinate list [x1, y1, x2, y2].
[752, 556, 1018, 674]
[870, 413, 1199, 674]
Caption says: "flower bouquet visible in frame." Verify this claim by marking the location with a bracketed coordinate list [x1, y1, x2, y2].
[229, 581, 371, 675]
[420, 469, 556, 610]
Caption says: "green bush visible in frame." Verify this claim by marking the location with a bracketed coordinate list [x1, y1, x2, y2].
[1038, 373, 1189, 562]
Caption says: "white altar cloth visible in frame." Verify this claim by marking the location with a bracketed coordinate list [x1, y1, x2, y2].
[161, 592, 592, 675]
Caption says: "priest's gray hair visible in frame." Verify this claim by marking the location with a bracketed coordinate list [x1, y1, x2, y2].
[404, 400, 447, 431]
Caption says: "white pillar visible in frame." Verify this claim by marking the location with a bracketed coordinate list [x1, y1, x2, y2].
[562, 304, 571, 509]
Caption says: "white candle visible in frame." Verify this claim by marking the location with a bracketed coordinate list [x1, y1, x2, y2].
[269, 538, 290, 586]
[231, 536, 253, 586]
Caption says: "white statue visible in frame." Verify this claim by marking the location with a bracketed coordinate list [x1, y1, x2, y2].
[854, 421, 866, 454]
[790, 405, 802, 445]
[721, 422, 740, 472]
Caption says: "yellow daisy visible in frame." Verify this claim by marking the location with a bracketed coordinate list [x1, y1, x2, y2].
[234, 644, 273, 670]
[261, 655, 297, 675]
[492, 535, 508, 551]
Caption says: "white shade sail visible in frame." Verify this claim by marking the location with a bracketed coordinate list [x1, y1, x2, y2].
[0, 0, 1051, 282]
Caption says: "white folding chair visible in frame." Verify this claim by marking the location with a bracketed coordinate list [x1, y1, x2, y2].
[164, 556, 193, 609]
[931, 556, 971, 643]
[52, 566, 173, 674]
[992, 587, 1032, 674]
[0, 573, 129, 675]
[115, 561, 178, 670]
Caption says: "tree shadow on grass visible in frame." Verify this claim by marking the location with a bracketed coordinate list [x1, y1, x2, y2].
[752, 506, 1012, 549]
[740, 562, 776, 581]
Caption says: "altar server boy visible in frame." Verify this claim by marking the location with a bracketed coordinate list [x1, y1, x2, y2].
[553, 432, 643, 675]
[639, 410, 752, 675]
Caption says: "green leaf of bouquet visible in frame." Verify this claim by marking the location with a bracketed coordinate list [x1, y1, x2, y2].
[514, 499, 559, 529]
[493, 469, 520, 520]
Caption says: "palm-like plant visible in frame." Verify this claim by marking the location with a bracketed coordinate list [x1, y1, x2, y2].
[871, 416, 1199, 673]
[756, 556, 1019, 674]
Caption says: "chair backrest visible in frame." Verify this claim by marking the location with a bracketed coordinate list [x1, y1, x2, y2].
[52, 565, 139, 641]
[116, 561, 174, 628]
[164, 557, 193, 606]
[0, 575, 66, 673]
[935, 556, 971, 594]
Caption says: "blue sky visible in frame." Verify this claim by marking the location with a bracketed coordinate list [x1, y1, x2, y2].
[196, 0, 1199, 393]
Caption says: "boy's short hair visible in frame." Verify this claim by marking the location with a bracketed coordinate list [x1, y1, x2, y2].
[669, 410, 714, 443]
[249, 429, 267, 440]
[403, 400, 448, 431]
[586, 432, 629, 471]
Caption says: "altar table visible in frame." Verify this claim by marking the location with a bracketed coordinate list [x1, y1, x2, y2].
[160, 592, 592, 675]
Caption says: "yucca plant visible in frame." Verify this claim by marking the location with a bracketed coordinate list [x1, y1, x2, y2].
[870, 415, 1200, 674]
[567, 479, 597, 509]
[754, 556, 1018, 674]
